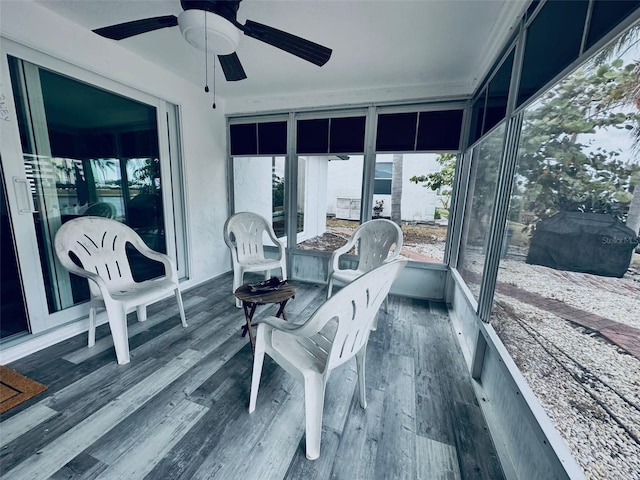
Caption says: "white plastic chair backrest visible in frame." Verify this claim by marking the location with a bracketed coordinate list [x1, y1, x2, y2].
[351, 219, 403, 273]
[224, 212, 279, 264]
[84, 202, 116, 218]
[55, 216, 148, 297]
[299, 259, 407, 372]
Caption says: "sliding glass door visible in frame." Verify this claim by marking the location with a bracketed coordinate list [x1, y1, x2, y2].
[0, 44, 184, 336]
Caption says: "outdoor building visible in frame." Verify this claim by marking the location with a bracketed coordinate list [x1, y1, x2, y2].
[1, 1, 639, 479]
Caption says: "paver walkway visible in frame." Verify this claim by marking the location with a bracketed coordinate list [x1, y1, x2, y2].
[460, 268, 640, 360]
[494, 281, 640, 360]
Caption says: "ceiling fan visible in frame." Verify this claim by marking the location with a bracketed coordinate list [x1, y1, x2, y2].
[93, 0, 333, 82]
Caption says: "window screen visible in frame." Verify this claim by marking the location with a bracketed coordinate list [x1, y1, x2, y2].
[484, 50, 514, 134]
[376, 112, 418, 151]
[297, 116, 366, 154]
[258, 121, 287, 154]
[416, 110, 464, 150]
[517, 0, 589, 107]
[469, 91, 486, 146]
[330, 116, 366, 153]
[230, 121, 287, 155]
[297, 118, 329, 154]
[586, 1, 640, 51]
[230, 123, 258, 155]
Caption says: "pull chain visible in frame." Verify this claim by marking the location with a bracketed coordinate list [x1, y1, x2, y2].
[203, 11, 215, 109]
[204, 12, 209, 93]
[212, 55, 216, 109]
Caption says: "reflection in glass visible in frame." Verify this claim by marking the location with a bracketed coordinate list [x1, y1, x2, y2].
[491, 25, 640, 478]
[457, 124, 505, 297]
[9, 57, 164, 313]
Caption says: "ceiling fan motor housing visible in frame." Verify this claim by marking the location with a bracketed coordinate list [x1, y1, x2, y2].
[178, 9, 240, 55]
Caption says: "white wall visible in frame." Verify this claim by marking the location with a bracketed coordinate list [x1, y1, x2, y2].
[324, 154, 442, 222]
[299, 156, 328, 240]
[0, 0, 230, 289]
[233, 157, 273, 222]
[326, 156, 364, 217]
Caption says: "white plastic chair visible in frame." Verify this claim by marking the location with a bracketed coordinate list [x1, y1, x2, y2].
[327, 218, 403, 314]
[249, 258, 407, 460]
[54, 216, 187, 365]
[224, 212, 287, 308]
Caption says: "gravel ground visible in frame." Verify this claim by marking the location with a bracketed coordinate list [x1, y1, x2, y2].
[300, 227, 640, 478]
[458, 247, 640, 479]
[490, 253, 640, 480]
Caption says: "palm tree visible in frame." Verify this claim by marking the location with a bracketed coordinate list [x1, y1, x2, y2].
[391, 154, 403, 225]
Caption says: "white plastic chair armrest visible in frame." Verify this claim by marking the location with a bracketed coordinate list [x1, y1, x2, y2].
[254, 316, 300, 332]
[265, 226, 285, 257]
[329, 234, 359, 273]
[59, 263, 115, 300]
[255, 313, 332, 338]
[128, 237, 179, 283]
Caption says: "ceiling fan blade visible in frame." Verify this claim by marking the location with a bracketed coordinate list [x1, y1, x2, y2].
[93, 16, 179, 40]
[218, 52, 247, 81]
[241, 20, 332, 67]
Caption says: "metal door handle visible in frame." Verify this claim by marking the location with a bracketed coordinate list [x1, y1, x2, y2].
[13, 177, 38, 214]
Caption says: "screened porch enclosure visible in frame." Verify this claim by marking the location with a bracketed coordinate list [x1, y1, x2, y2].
[225, 4, 640, 479]
[1, 1, 640, 480]
[0, 274, 505, 480]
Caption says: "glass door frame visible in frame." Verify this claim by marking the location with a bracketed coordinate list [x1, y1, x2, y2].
[0, 38, 184, 335]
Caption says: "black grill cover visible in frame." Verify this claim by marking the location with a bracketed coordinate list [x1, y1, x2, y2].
[526, 212, 639, 277]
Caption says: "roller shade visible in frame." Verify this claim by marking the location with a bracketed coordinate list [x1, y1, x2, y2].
[230, 121, 287, 155]
[297, 116, 366, 154]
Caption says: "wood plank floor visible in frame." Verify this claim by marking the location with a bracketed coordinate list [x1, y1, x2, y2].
[0, 273, 505, 480]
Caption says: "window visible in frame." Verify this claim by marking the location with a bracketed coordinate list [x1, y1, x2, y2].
[456, 124, 505, 298]
[375, 153, 456, 263]
[296, 155, 364, 252]
[491, 24, 640, 478]
[294, 114, 367, 247]
[374, 162, 392, 194]
[7, 56, 183, 313]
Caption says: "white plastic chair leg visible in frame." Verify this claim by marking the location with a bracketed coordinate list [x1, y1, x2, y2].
[175, 289, 188, 327]
[371, 296, 388, 331]
[107, 306, 130, 365]
[249, 327, 267, 413]
[233, 267, 244, 308]
[371, 310, 380, 331]
[326, 278, 334, 299]
[88, 306, 97, 347]
[303, 373, 326, 460]
[136, 305, 147, 322]
[355, 348, 368, 409]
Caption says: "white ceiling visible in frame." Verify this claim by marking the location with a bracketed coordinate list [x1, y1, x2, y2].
[35, 0, 526, 106]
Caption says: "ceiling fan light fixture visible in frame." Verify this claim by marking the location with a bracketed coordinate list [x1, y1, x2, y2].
[178, 10, 240, 55]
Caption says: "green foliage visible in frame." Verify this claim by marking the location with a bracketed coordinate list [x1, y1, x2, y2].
[516, 55, 640, 224]
[132, 158, 160, 194]
[410, 153, 456, 191]
[272, 172, 284, 209]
